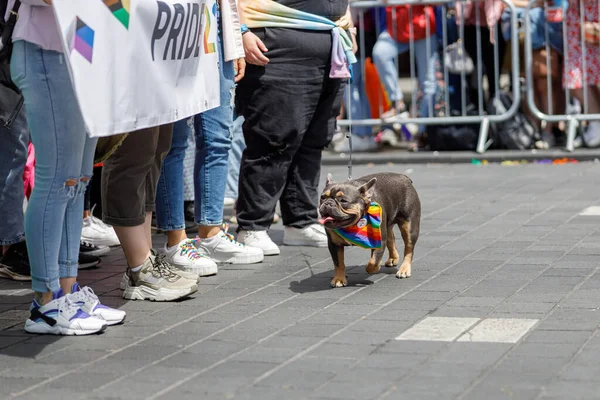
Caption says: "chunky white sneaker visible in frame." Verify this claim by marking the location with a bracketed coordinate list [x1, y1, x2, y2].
[81, 211, 120, 247]
[122, 255, 198, 301]
[163, 239, 218, 277]
[24, 289, 107, 335]
[238, 230, 280, 256]
[283, 224, 328, 247]
[195, 229, 264, 264]
[69, 283, 126, 326]
[223, 197, 236, 207]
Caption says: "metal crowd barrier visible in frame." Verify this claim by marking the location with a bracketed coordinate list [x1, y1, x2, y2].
[524, 0, 600, 152]
[338, 0, 521, 153]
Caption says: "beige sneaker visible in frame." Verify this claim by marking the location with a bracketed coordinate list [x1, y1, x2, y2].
[121, 255, 198, 301]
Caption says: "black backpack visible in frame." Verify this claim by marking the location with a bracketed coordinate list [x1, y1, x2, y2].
[488, 90, 537, 150]
[426, 105, 481, 151]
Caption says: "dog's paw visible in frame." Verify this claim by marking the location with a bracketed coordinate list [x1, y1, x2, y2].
[366, 261, 381, 275]
[385, 258, 399, 267]
[396, 263, 412, 279]
[330, 277, 348, 288]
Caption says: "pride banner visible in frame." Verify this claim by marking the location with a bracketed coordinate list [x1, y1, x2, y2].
[53, 0, 220, 138]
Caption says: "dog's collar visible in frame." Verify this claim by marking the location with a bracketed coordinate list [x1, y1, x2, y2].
[333, 202, 382, 249]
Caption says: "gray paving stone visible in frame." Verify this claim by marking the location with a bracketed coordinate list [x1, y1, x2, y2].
[4, 162, 600, 399]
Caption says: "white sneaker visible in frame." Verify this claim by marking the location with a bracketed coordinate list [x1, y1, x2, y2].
[195, 229, 264, 264]
[334, 135, 379, 153]
[224, 197, 236, 207]
[122, 255, 198, 301]
[69, 283, 126, 326]
[81, 210, 120, 247]
[283, 224, 328, 248]
[24, 289, 107, 335]
[238, 230, 280, 256]
[163, 239, 218, 277]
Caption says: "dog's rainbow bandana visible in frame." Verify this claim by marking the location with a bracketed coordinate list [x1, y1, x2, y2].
[333, 202, 382, 249]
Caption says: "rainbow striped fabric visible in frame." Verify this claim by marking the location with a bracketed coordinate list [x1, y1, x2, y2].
[333, 202, 382, 249]
[241, 0, 357, 78]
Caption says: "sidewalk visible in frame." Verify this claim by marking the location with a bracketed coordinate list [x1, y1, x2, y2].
[2, 162, 600, 400]
[323, 148, 600, 166]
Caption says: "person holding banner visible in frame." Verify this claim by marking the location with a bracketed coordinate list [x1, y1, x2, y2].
[235, 0, 355, 254]
[9, 0, 126, 335]
[154, 0, 265, 271]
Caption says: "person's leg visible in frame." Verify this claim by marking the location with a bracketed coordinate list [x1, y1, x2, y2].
[155, 118, 190, 248]
[281, 76, 345, 246]
[11, 40, 108, 334]
[193, 47, 263, 264]
[58, 131, 98, 293]
[0, 104, 28, 252]
[372, 32, 406, 111]
[12, 41, 88, 298]
[102, 127, 161, 268]
[0, 99, 30, 281]
[224, 114, 245, 202]
[414, 35, 438, 122]
[334, 63, 377, 152]
[104, 123, 197, 301]
[154, 119, 218, 275]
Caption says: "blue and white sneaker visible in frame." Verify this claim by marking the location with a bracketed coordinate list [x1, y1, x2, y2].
[69, 283, 126, 326]
[24, 289, 107, 335]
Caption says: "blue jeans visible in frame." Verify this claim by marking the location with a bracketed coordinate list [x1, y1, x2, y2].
[0, 105, 28, 246]
[502, 7, 564, 54]
[11, 40, 97, 292]
[372, 32, 437, 122]
[345, 64, 372, 137]
[155, 37, 234, 230]
[224, 114, 245, 200]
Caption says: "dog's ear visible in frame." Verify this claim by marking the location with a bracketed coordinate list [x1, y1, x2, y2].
[326, 173, 335, 186]
[359, 178, 377, 199]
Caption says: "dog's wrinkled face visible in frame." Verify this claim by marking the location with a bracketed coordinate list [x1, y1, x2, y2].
[318, 174, 377, 230]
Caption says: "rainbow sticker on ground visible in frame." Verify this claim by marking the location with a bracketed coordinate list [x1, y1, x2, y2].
[67, 17, 94, 63]
[103, 0, 130, 29]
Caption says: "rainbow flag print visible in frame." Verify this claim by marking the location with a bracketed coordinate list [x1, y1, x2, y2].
[103, 0, 131, 29]
[333, 202, 382, 249]
[67, 17, 94, 63]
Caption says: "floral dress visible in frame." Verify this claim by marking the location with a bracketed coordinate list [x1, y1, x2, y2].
[564, 0, 600, 90]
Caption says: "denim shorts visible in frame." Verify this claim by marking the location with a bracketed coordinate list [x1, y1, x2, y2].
[501, 7, 564, 54]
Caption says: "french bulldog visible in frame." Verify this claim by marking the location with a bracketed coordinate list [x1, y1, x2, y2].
[318, 172, 421, 288]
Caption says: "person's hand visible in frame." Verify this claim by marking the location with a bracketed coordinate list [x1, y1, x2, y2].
[43, 0, 52, 4]
[234, 58, 246, 82]
[243, 32, 269, 66]
[351, 32, 358, 54]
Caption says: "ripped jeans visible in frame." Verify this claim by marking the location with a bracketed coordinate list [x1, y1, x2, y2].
[11, 40, 97, 292]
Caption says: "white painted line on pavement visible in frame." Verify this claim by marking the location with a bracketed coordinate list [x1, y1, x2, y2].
[395, 317, 480, 342]
[457, 318, 538, 343]
[580, 206, 600, 216]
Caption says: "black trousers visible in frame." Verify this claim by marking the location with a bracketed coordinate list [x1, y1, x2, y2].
[236, 28, 345, 230]
[463, 25, 506, 107]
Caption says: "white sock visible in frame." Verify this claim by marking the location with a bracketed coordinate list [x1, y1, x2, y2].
[130, 265, 143, 272]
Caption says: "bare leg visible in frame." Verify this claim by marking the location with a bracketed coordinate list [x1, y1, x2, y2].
[114, 223, 151, 268]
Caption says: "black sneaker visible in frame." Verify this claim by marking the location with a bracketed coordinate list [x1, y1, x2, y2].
[0, 241, 31, 281]
[80, 240, 110, 257]
[79, 252, 101, 269]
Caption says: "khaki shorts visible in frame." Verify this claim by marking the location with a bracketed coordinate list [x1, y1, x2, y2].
[101, 124, 173, 227]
